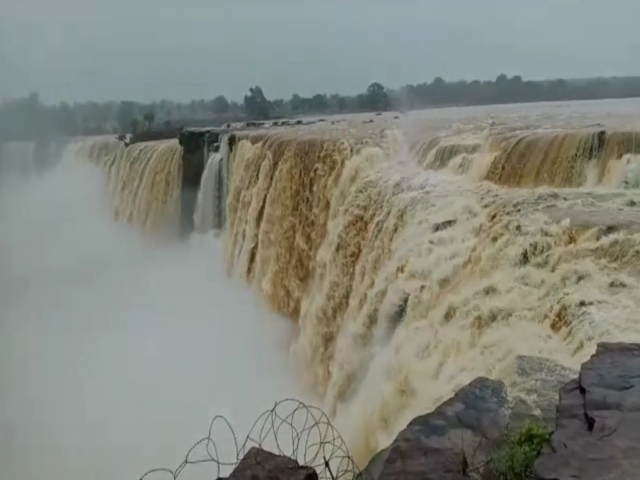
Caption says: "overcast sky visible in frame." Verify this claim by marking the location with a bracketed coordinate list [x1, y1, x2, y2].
[1, 0, 637, 104]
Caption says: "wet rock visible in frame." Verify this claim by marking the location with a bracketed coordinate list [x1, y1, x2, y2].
[432, 219, 457, 233]
[128, 127, 182, 145]
[360, 377, 510, 480]
[534, 343, 640, 480]
[506, 356, 577, 431]
[224, 447, 318, 480]
[388, 294, 409, 333]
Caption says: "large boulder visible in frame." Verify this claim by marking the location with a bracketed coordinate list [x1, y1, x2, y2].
[534, 342, 640, 480]
[223, 447, 318, 480]
[360, 377, 510, 480]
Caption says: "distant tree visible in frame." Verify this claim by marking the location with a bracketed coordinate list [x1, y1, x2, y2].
[54, 101, 79, 135]
[496, 74, 509, 91]
[228, 101, 242, 115]
[432, 77, 446, 89]
[364, 82, 390, 111]
[310, 94, 329, 113]
[10, 73, 640, 142]
[143, 111, 155, 130]
[211, 96, 230, 115]
[269, 98, 286, 116]
[337, 96, 346, 112]
[243, 86, 270, 120]
[117, 101, 136, 134]
[130, 118, 140, 134]
[290, 94, 303, 114]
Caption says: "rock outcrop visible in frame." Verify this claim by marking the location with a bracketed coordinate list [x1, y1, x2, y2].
[534, 342, 640, 480]
[178, 127, 222, 235]
[359, 377, 510, 480]
[223, 447, 318, 480]
[126, 127, 183, 145]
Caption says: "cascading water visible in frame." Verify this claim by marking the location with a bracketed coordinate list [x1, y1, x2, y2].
[220, 127, 640, 466]
[193, 135, 230, 234]
[7, 105, 640, 480]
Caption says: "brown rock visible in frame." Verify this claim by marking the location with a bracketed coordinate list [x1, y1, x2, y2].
[224, 447, 318, 480]
[534, 342, 640, 480]
[360, 377, 510, 480]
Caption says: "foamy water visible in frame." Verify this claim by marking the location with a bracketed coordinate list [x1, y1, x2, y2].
[0, 157, 301, 480]
[7, 99, 640, 479]
[221, 120, 640, 465]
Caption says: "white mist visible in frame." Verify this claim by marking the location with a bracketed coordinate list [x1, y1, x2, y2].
[0, 155, 300, 480]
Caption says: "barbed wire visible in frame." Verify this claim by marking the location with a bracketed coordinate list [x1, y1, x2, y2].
[139, 398, 363, 480]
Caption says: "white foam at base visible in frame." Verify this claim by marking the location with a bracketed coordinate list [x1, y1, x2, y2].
[0, 157, 301, 480]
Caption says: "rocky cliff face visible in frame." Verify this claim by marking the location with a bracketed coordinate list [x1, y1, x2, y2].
[357, 343, 639, 480]
[178, 128, 222, 235]
[359, 377, 510, 480]
[534, 342, 640, 480]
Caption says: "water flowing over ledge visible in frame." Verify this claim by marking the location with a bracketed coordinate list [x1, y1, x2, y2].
[71, 121, 640, 467]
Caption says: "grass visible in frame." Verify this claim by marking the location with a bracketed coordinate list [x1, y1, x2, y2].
[485, 422, 552, 480]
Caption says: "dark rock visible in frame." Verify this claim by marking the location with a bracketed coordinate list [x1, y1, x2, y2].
[388, 294, 409, 332]
[360, 377, 510, 480]
[128, 127, 182, 145]
[178, 127, 223, 235]
[228, 133, 237, 152]
[506, 356, 577, 431]
[223, 447, 317, 480]
[432, 219, 457, 233]
[534, 342, 640, 480]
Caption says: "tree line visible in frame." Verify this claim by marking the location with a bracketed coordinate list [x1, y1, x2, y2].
[3, 74, 640, 141]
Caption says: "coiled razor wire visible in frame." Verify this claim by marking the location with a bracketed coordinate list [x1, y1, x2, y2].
[140, 398, 363, 480]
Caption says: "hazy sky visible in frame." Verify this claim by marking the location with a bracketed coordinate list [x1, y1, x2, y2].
[1, 0, 638, 104]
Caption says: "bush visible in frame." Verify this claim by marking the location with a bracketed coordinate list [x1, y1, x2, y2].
[487, 422, 552, 480]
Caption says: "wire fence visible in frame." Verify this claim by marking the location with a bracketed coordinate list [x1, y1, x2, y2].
[139, 398, 362, 480]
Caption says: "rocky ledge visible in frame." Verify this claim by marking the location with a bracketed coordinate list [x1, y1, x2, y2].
[534, 342, 640, 480]
[219, 343, 639, 480]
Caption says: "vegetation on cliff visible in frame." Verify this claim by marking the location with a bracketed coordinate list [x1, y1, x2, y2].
[487, 422, 552, 480]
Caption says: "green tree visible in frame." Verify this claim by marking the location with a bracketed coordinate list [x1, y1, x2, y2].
[364, 82, 390, 111]
[211, 95, 230, 115]
[496, 73, 510, 91]
[310, 94, 329, 113]
[143, 110, 155, 130]
[290, 94, 303, 113]
[243, 86, 270, 120]
[337, 96, 346, 112]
